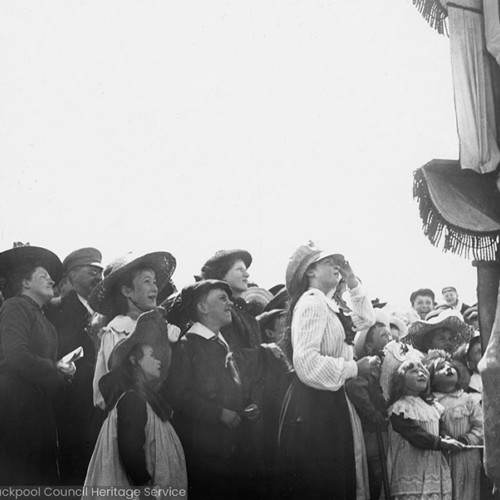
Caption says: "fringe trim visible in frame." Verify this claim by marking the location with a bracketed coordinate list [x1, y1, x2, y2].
[413, 168, 500, 261]
[412, 0, 449, 36]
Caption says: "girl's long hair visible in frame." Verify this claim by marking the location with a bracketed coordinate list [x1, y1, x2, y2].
[282, 267, 315, 366]
[102, 343, 170, 421]
[388, 359, 433, 407]
[103, 264, 154, 325]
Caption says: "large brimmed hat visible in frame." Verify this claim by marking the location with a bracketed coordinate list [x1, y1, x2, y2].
[0, 245, 63, 298]
[402, 309, 475, 352]
[242, 287, 273, 307]
[256, 308, 285, 330]
[89, 251, 176, 316]
[285, 241, 342, 297]
[388, 314, 408, 340]
[265, 287, 289, 312]
[201, 249, 252, 280]
[108, 308, 172, 386]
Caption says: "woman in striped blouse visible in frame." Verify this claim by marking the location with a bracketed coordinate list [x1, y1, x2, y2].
[278, 241, 378, 500]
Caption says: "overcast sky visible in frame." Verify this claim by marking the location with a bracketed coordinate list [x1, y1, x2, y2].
[0, 0, 478, 310]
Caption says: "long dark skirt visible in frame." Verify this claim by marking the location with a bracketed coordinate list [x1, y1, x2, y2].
[0, 372, 59, 485]
[276, 376, 357, 500]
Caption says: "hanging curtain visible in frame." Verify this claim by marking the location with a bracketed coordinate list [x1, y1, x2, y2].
[411, 0, 500, 174]
[484, 0, 500, 64]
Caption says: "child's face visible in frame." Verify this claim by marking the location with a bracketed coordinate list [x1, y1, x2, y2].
[432, 360, 458, 393]
[138, 345, 161, 382]
[404, 365, 428, 395]
[265, 313, 286, 343]
[412, 295, 434, 319]
[428, 328, 454, 353]
[467, 341, 482, 372]
[366, 326, 391, 355]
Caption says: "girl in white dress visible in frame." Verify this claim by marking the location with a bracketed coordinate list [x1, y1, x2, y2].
[425, 350, 483, 500]
[84, 309, 187, 500]
[386, 359, 462, 500]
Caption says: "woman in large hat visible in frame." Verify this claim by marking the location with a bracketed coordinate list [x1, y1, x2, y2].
[278, 241, 379, 500]
[0, 245, 74, 485]
[201, 248, 261, 349]
[403, 308, 475, 355]
[84, 309, 187, 498]
[90, 251, 178, 410]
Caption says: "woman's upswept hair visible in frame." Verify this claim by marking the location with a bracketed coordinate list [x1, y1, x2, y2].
[388, 359, 432, 406]
[7, 261, 44, 298]
[102, 343, 169, 421]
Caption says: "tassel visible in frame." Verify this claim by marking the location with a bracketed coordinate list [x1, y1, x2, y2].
[413, 168, 500, 261]
[412, 0, 449, 36]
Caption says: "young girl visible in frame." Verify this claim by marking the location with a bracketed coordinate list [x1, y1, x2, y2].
[425, 350, 483, 500]
[386, 360, 462, 500]
[465, 335, 482, 406]
[84, 310, 187, 499]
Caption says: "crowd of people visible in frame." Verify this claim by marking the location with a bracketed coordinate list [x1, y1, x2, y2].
[0, 242, 489, 499]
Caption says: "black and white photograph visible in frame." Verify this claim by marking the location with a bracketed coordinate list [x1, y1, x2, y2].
[0, 1, 499, 499]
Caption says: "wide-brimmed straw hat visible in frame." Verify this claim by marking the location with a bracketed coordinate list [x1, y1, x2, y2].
[0, 245, 63, 298]
[242, 287, 273, 307]
[402, 309, 474, 352]
[265, 287, 289, 312]
[463, 304, 478, 324]
[201, 249, 252, 280]
[89, 251, 176, 316]
[388, 314, 408, 340]
[108, 308, 172, 386]
[285, 241, 342, 297]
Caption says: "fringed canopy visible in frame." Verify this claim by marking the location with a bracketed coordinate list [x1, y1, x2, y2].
[413, 160, 500, 261]
[412, 0, 449, 35]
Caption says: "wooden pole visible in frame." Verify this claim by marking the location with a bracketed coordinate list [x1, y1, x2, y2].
[475, 259, 500, 487]
[472, 261, 500, 350]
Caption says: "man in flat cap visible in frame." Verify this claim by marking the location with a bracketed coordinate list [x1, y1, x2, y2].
[47, 247, 103, 486]
[441, 286, 470, 316]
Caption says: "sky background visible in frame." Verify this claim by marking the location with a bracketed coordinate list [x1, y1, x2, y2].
[0, 0, 478, 311]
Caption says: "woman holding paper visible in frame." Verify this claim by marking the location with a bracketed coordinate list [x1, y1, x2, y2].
[0, 245, 75, 485]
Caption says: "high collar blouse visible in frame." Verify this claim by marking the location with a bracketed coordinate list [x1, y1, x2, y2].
[291, 284, 375, 392]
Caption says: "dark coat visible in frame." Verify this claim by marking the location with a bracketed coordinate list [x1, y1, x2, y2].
[46, 290, 97, 485]
[165, 332, 256, 499]
[165, 333, 244, 459]
[0, 295, 66, 485]
[221, 299, 262, 350]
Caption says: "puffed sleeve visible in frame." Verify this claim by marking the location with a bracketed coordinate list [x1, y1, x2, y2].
[117, 391, 151, 486]
[460, 396, 483, 446]
[292, 295, 358, 391]
[0, 300, 64, 397]
[93, 327, 127, 409]
[349, 284, 376, 332]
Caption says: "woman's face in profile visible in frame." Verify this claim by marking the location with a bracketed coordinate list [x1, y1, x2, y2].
[23, 266, 55, 303]
[138, 345, 161, 382]
[313, 257, 341, 290]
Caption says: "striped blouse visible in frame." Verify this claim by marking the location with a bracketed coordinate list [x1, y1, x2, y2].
[292, 285, 375, 391]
